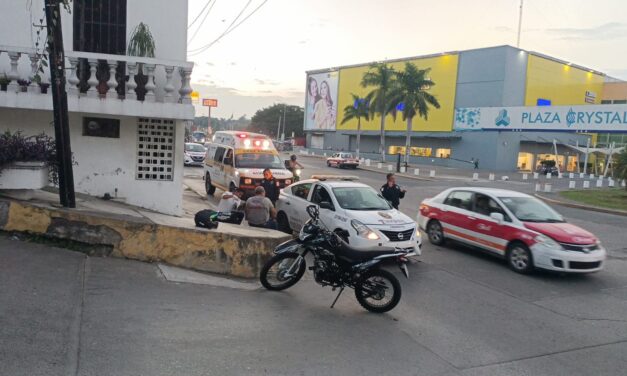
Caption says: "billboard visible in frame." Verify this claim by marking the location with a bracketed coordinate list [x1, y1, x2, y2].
[454, 104, 627, 132]
[305, 71, 339, 131]
[335, 54, 459, 132]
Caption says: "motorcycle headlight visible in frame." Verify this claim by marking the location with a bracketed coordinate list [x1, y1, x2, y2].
[534, 234, 562, 249]
[351, 219, 379, 240]
[295, 168, 301, 175]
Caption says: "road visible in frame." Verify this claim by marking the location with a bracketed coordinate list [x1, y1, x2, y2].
[2, 161, 626, 376]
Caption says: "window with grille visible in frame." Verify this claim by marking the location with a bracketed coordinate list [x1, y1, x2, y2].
[73, 0, 127, 55]
[136, 119, 175, 181]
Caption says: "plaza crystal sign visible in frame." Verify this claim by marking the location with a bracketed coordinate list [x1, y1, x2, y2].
[454, 104, 627, 132]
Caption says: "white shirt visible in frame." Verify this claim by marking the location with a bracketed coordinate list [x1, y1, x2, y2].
[217, 192, 241, 212]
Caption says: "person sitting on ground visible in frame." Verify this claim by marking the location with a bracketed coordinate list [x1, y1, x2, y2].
[216, 188, 245, 224]
[244, 186, 277, 229]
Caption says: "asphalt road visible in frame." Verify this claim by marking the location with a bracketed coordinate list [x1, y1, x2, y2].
[2, 161, 626, 376]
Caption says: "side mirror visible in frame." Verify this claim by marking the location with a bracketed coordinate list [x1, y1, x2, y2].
[490, 212, 504, 223]
[318, 201, 334, 211]
[223, 158, 233, 166]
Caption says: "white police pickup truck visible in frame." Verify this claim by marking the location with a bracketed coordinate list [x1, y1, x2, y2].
[275, 175, 421, 254]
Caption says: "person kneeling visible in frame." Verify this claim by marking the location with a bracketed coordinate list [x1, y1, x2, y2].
[245, 186, 277, 229]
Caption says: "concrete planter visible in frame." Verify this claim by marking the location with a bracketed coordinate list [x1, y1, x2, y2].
[0, 162, 49, 190]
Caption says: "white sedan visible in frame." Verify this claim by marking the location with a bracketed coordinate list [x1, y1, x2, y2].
[275, 176, 421, 254]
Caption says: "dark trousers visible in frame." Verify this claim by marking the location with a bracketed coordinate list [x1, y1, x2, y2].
[248, 219, 277, 230]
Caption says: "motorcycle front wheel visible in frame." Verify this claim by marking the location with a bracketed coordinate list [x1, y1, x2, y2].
[354, 269, 401, 313]
[260, 253, 306, 291]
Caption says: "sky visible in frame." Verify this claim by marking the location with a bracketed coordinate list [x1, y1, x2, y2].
[187, 0, 627, 118]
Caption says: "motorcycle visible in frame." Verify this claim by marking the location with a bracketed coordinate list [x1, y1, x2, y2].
[260, 205, 416, 313]
[284, 160, 302, 183]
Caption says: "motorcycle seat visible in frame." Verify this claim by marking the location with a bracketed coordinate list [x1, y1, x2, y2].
[334, 238, 398, 262]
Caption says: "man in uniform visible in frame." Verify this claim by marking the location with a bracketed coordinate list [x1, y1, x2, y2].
[380, 173, 406, 210]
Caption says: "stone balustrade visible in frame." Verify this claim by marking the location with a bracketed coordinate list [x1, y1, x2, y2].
[0, 45, 194, 105]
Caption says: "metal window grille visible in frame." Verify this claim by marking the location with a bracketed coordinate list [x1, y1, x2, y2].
[136, 118, 175, 181]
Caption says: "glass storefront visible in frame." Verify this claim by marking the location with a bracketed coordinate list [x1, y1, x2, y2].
[436, 148, 451, 158]
[517, 152, 533, 171]
[388, 146, 433, 157]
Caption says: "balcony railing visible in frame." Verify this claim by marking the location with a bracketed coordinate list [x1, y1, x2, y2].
[0, 46, 194, 105]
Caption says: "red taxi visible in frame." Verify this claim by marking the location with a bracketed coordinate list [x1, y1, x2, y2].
[326, 153, 359, 169]
[417, 187, 606, 274]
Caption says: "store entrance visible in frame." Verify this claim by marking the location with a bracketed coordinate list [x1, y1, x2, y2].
[517, 152, 533, 171]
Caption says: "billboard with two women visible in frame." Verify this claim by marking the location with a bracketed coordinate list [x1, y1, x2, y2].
[305, 71, 339, 131]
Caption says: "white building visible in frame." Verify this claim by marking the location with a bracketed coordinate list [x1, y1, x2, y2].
[0, 0, 194, 215]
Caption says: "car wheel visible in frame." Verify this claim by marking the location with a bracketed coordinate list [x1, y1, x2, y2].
[277, 212, 291, 234]
[205, 173, 216, 195]
[506, 242, 534, 274]
[327, 161, 332, 167]
[427, 220, 445, 246]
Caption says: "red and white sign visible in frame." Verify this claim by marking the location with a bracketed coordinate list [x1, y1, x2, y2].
[202, 98, 218, 107]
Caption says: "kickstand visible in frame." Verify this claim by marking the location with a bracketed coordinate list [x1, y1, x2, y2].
[330, 287, 345, 309]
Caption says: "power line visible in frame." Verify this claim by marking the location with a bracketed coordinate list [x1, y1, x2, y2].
[188, 0, 213, 29]
[188, 0, 217, 43]
[188, 0, 268, 56]
[189, 0, 252, 53]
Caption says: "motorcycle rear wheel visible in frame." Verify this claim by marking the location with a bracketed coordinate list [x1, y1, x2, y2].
[355, 269, 401, 313]
[260, 253, 306, 291]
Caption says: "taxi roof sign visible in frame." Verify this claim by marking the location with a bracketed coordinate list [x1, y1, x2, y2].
[310, 175, 360, 181]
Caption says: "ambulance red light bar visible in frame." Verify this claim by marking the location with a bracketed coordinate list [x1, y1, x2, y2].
[237, 133, 247, 138]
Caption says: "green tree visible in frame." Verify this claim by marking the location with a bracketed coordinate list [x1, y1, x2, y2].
[250, 104, 304, 139]
[361, 63, 395, 162]
[341, 93, 372, 159]
[388, 63, 440, 165]
[614, 148, 627, 190]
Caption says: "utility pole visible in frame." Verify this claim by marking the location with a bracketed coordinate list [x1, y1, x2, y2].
[282, 104, 287, 141]
[516, 0, 524, 47]
[45, 0, 75, 208]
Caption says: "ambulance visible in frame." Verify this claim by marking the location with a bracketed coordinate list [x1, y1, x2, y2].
[204, 131, 294, 197]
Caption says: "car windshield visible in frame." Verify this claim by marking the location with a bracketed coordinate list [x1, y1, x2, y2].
[332, 187, 392, 211]
[499, 197, 565, 223]
[235, 153, 284, 169]
[185, 144, 205, 152]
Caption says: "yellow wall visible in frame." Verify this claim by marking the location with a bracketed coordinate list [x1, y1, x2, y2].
[336, 54, 459, 132]
[524, 55, 605, 106]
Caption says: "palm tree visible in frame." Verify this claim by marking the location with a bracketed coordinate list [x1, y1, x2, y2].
[361, 63, 395, 162]
[388, 63, 440, 165]
[614, 148, 627, 190]
[127, 23, 156, 57]
[341, 93, 372, 160]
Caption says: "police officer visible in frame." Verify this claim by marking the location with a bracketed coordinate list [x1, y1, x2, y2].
[380, 173, 406, 210]
[260, 168, 279, 204]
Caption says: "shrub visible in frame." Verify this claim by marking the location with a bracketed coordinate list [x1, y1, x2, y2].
[0, 131, 71, 186]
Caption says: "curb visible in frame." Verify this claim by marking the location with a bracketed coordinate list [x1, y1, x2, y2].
[0, 198, 290, 278]
[534, 193, 627, 217]
[358, 166, 435, 182]
[298, 154, 435, 181]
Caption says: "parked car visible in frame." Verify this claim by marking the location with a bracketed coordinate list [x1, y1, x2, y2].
[326, 152, 359, 169]
[417, 187, 606, 274]
[184, 142, 207, 166]
[275, 176, 421, 254]
[536, 164, 559, 176]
